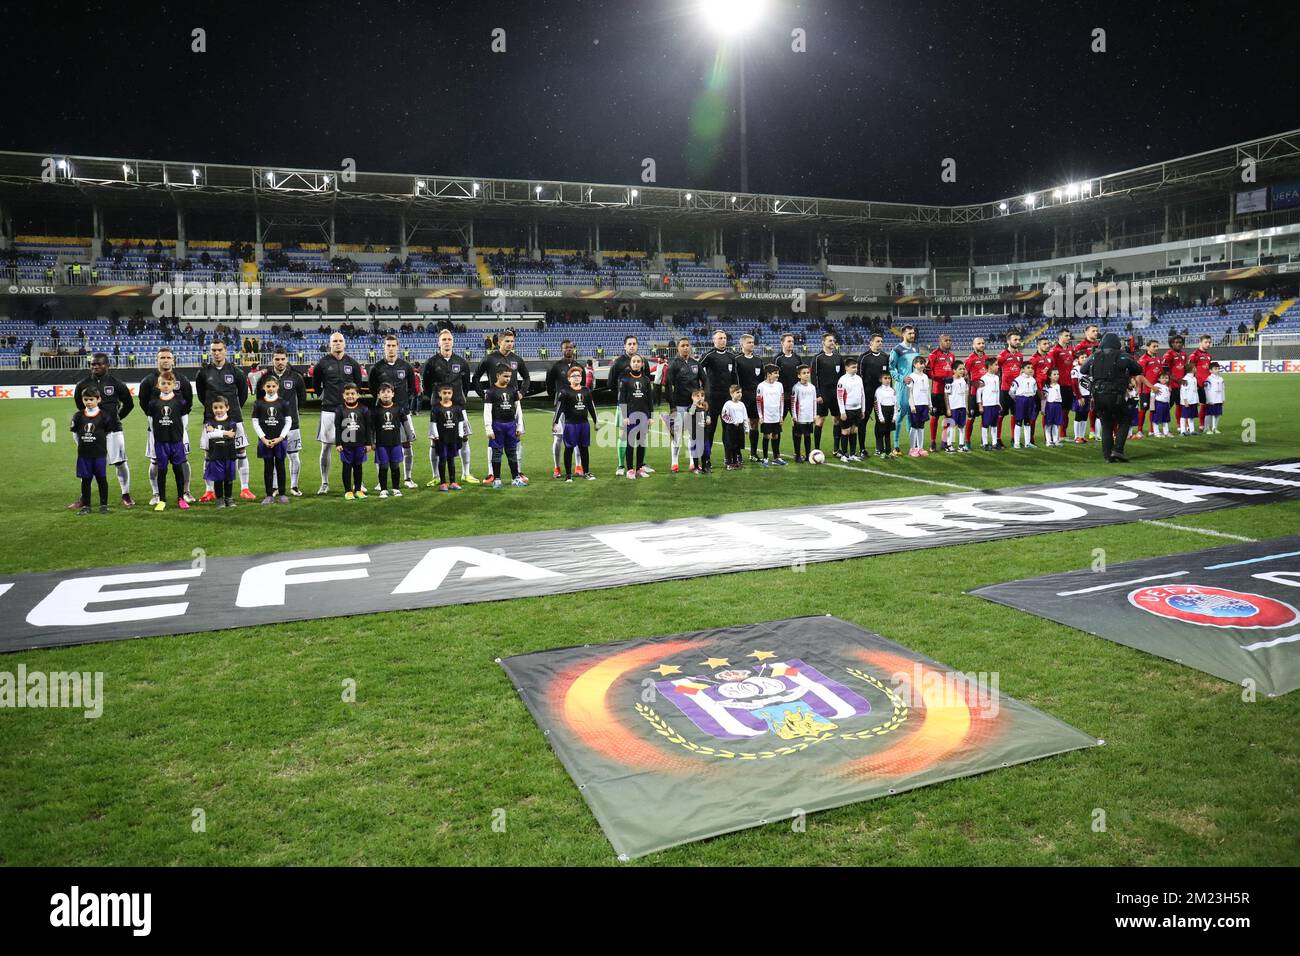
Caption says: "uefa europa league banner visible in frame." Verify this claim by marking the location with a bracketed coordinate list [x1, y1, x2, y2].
[973, 535, 1300, 696]
[1, 459, 1299, 654]
[500, 616, 1100, 858]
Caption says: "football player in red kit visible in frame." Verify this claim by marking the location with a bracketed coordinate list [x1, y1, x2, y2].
[1189, 333, 1214, 430]
[1048, 329, 1075, 435]
[926, 333, 956, 451]
[1072, 324, 1101, 439]
[1161, 334, 1189, 429]
[1028, 338, 1054, 445]
[1136, 339, 1163, 437]
[995, 331, 1026, 449]
[962, 336, 990, 448]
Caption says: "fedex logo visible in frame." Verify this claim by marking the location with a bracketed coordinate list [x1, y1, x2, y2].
[29, 385, 78, 399]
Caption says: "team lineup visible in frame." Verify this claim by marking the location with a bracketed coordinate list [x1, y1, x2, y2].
[65, 322, 1231, 513]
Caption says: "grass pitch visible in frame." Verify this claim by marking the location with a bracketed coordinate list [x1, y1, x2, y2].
[1, 374, 1298, 865]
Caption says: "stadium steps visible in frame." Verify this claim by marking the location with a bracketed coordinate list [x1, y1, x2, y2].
[1258, 298, 1297, 333]
[475, 254, 496, 290]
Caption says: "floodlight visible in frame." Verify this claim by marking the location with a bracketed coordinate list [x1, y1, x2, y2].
[1023, 194, 1036, 207]
[699, 0, 768, 35]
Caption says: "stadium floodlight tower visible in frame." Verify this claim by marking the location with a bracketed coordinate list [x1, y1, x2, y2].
[699, 0, 768, 194]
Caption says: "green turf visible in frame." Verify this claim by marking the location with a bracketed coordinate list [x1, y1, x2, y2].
[1, 375, 1297, 865]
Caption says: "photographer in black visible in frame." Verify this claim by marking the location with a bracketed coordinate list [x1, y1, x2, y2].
[1081, 332, 1143, 463]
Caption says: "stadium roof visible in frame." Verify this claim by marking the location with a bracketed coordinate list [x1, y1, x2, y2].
[1, 128, 1298, 237]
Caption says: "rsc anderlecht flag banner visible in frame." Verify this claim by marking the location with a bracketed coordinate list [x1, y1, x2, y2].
[499, 616, 1099, 859]
[973, 535, 1300, 696]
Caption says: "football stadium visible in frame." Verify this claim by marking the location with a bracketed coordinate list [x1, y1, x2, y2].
[0, 0, 1296, 922]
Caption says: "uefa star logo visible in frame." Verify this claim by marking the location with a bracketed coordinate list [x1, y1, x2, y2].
[1128, 584, 1300, 629]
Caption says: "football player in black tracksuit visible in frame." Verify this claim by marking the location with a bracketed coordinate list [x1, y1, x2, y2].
[473, 329, 531, 471]
[665, 337, 703, 473]
[735, 335, 766, 462]
[194, 340, 251, 499]
[257, 347, 308, 495]
[138, 346, 194, 504]
[73, 353, 136, 509]
[310, 332, 365, 493]
[858, 334, 891, 436]
[545, 339, 584, 478]
[368, 335, 419, 488]
[810, 333, 845, 455]
[422, 329, 478, 484]
[698, 330, 737, 473]
[606, 334, 648, 475]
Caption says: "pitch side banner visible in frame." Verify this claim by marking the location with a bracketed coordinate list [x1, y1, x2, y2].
[2, 459, 1299, 654]
[500, 616, 1099, 858]
[973, 535, 1300, 696]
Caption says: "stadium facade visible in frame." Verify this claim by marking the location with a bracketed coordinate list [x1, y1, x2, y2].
[2, 129, 1299, 376]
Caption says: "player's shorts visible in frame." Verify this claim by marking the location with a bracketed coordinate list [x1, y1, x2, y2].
[562, 422, 591, 449]
[257, 439, 287, 460]
[146, 416, 193, 458]
[793, 421, 813, 436]
[1073, 395, 1091, 416]
[435, 440, 461, 460]
[204, 459, 237, 483]
[318, 410, 337, 443]
[1206, 403, 1223, 416]
[338, 445, 368, 466]
[949, 407, 968, 428]
[815, 391, 838, 418]
[489, 421, 519, 451]
[743, 393, 759, 420]
[375, 444, 403, 467]
[1168, 384, 1181, 409]
[909, 406, 930, 428]
[232, 421, 249, 452]
[1043, 402, 1064, 427]
[106, 430, 127, 465]
[284, 428, 302, 454]
[930, 391, 949, 417]
[760, 422, 782, 436]
[842, 409, 865, 428]
[400, 413, 416, 443]
[981, 405, 1000, 427]
[624, 413, 650, 445]
[76, 456, 107, 480]
[999, 388, 1014, 416]
[1059, 385, 1075, 412]
[1013, 395, 1036, 422]
[967, 390, 980, 415]
[154, 441, 187, 465]
[1197, 385, 1208, 405]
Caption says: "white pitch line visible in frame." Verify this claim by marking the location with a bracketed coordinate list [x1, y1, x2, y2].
[1057, 571, 1187, 597]
[821, 461, 981, 492]
[1138, 520, 1257, 543]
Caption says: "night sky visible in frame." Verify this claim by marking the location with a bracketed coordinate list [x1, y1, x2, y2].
[4, 0, 1294, 204]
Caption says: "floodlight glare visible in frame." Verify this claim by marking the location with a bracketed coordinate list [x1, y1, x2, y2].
[685, 193, 692, 201]
[1065, 183, 1080, 198]
[699, 0, 768, 35]
[472, 182, 480, 193]
[1023, 194, 1036, 207]
[998, 201, 1008, 212]
[631, 189, 638, 199]
[266, 171, 274, 183]
[535, 185, 542, 195]
[1052, 189, 1063, 200]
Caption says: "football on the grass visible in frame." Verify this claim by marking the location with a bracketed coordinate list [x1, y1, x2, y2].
[809, 450, 825, 464]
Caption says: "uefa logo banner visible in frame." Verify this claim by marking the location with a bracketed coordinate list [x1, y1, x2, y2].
[974, 533, 1300, 696]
